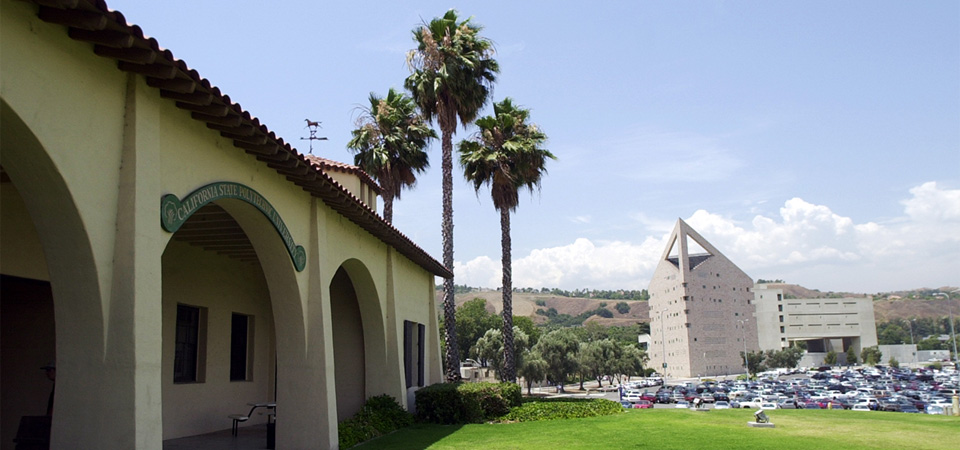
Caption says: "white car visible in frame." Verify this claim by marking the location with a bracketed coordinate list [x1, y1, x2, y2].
[675, 401, 690, 409]
[759, 402, 779, 410]
[714, 401, 731, 410]
[851, 404, 872, 411]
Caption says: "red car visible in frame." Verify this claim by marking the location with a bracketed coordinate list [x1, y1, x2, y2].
[640, 392, 657, 402]
[633, 400, 654, 409]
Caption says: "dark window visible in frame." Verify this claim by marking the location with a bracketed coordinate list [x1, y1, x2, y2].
[779, 315, 784, 323]
[175, 304, 203, 383]
[231, 313, 253, 381]
[780, 326, 785, 333]
[404, 320, 425, 388]
[778, 305, 783, 312]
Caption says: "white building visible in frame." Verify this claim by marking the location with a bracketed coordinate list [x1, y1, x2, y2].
[754, 285, 878, 365]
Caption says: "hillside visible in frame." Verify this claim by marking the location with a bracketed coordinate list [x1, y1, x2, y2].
[440, 284, 960, 325]
[448, 289, 649, 326]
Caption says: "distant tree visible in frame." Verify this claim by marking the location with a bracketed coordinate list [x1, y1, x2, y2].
[861, 346, 882, 366]
[824, 350, 838, 366]
[454, 298, 501, 361]
[472, 326, 529, 380]
[513, 315, 540, 347]
[846, 347, 858, 366]
[764, 347, 803, 369]
[535, 299, 546, 306]
[615, 302, 630, 314]
[518, 350, 548, 395]
[742, 350, 767, 376]
[615, 344, 648, 383]
[889, 357, 900, 369]
[579, 339, 619, 388]
[534, 328, 580, 393]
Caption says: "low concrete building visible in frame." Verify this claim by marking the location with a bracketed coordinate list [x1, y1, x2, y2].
[1, 1, 449, 448]
[755, 285, 878, 363]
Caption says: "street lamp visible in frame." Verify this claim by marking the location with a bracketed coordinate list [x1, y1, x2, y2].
[932, 290, 959, 362]
[908, 318, 915, 345]
[660, 309, 668, 378]
[739, 318, 749, 377]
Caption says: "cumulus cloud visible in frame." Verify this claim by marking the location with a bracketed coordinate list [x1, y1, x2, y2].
[454, 182, 960, 293]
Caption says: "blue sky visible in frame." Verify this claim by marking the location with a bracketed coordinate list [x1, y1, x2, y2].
[108, 1, 959, 293]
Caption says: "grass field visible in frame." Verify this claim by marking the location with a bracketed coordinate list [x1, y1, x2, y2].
[354, 409, 959, 450]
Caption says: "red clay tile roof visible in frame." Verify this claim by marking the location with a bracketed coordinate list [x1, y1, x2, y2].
[27, 0, 448, 278]
[304, 155, 381, 195]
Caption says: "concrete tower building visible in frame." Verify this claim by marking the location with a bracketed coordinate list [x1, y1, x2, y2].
[648, 219, 758, 378]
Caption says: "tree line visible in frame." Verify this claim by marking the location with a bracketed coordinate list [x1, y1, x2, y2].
[447, 299, 651, 393]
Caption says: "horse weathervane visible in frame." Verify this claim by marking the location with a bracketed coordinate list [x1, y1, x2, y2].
[301, 119, 328, 154]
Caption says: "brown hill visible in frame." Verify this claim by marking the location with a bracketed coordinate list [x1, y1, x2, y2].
[442, 285, 959, 326]
[449, 290, 649, 325]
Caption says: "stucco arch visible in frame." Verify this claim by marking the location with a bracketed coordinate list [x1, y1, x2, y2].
[0, 98, 110, 447]
[330, 258, 390, 420]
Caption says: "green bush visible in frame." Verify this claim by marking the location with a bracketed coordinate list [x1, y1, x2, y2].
[498, 398, 622, 422]
[416, 382, 522, 424]
[338, 395, 413, 449]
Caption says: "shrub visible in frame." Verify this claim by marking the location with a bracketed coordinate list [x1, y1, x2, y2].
[535, 299, 546, 306]
[498, 398, 622, 422]
[416, 382, 521, 424]
[338, 395, 413, 449]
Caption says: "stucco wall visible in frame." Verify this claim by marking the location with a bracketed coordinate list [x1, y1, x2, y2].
[1, 1, 443, 447]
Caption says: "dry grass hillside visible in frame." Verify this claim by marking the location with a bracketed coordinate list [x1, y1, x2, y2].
[438, 284, 960, 326]
[447, 290, 650, 325]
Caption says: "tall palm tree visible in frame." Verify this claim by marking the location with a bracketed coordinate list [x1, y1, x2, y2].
[459, 98, 554, 383]
[406, 10, 499, 382]
[347, 88, 435, 224]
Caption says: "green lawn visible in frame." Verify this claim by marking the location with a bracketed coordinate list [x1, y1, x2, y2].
[354, 409, 959, 450]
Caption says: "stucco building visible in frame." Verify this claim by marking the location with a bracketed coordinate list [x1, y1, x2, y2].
[647, 219, 758, 378]
[754, 285, 878, 365]
[1, 1, 449, 448]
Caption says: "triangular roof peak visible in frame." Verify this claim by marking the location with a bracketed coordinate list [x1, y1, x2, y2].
[660, 218, 726, 278]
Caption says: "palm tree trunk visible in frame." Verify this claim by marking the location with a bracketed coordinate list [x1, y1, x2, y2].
[440, 122, 460, 382]
[500, 207, 516, 383]
[382, 188, 394, 224]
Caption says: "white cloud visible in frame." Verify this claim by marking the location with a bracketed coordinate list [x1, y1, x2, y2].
[454, 182, 960, 293]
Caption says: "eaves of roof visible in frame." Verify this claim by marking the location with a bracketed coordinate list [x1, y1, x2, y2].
[26, 0, 450, 278]
[304, 155, 382, 196]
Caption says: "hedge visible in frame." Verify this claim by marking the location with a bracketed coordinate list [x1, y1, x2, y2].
[415, 382, 522, 424]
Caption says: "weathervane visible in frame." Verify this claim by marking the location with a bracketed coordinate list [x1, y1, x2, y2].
[301, 119, 328, 154]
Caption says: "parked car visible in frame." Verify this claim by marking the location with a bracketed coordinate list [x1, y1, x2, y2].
[925, 405, 947, 415]
[759, 402, 779, 410]
[778, 399, 799, 409]
[633, 400, 654, 409]
[851, 404, 872, 411]
[714, 401, 731, 410]
[900, 404, 921, 413]
[675, 401, 690, 409]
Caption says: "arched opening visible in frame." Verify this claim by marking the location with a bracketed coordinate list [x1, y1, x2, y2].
[0, 99, 104, 449]
[331, 260, 388, 422]
[331, 266, 366, 421]
[160, 202, 277, 440]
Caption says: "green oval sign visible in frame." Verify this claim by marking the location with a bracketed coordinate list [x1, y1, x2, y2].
[161, 182, 306, 271]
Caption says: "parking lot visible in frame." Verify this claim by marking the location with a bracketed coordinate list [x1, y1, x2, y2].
[572, 364, 959, 414]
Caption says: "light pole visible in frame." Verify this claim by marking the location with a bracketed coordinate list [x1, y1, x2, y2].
[908, 318, 915, 345]
[660, 309, 668, 379]
[739, 318, 749, 377]
[933, 290, 959, 362]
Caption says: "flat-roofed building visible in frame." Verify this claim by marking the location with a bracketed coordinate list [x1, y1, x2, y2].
[754, 284, 877, 364]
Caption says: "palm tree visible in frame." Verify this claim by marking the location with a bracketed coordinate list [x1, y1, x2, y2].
[405, 10, 499, 382]
[347, 88, 435, 223]
[459, 98, 554, 383]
